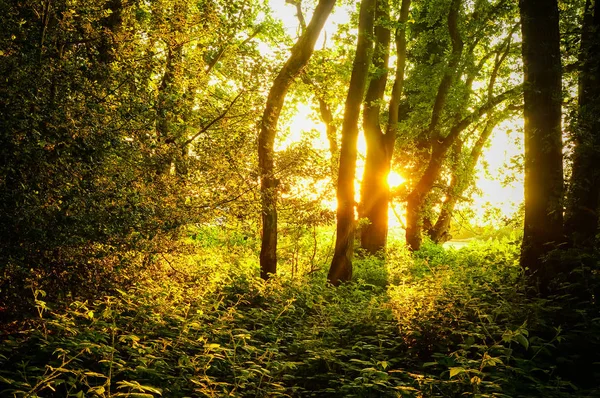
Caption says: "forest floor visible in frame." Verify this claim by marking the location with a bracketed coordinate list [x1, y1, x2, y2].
[1, 236, 599, 397]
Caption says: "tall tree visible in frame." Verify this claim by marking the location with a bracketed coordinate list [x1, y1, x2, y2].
[427, 28, 518, 243]
[519, 0, 564, 277]
[258, 0, 336, 280]
[288, 0, 341, 180]
[359, 0, 411, 255]
[404, 0, 463, 251]
[328, 0, 376, 286]
[565, 0, 600, 250]
[401, 0, 521, 251]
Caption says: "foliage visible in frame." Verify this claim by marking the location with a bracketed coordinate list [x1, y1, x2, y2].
[0, 0, 280, 317]
[2, 238, 599, 397]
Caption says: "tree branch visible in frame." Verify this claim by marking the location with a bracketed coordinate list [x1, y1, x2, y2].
[181, 90, 244, 147]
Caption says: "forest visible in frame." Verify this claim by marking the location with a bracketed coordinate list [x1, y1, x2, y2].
[0, 0, 599, 396]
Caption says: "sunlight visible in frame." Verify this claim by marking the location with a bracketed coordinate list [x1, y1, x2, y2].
[387, 170, 405, 188]
[268, 0, 354, 49]
[275, 103, 329, 151]
[269, 1, 525, 231]
[469, 117, 524, 225]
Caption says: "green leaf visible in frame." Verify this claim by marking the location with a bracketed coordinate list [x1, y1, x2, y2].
[514, 334, 529, 350]
[449, 367, 466, 378]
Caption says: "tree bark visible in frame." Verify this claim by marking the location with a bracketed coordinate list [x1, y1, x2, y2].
[429, 117, 501, 242]
[156, 44, 183, 174]
[358, 0, 411, 255]
[328, 0, 375, 286]
[565, 0, 600, 250]
[258, 0, 336, 280]
[360, 0, 391, 255]
[98, 0, 123, 66]
[318, 96, 339, 179]
[519, 0, 564, 279]
[405, 0, 463, 251]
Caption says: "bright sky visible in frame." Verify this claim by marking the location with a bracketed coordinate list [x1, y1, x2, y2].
[269, 0, 525, 229]
[268, 0, 355, 47]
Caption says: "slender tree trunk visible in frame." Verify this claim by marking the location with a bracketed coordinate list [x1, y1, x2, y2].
[428, 139, 462, 243]
[565, 0, 600, 250]
[258, 0, 335, 280]
[98, 0, 123, 66]
[360, 0, 410, 254]
[405, 0, 462, 251]
[418, 25, 516, 246]
[328, 0, 375, 286]
[318, 97, 339, 179]
[156, 44, 183, 174]
[291, 3, 339, 181]
[429, 117, 500, 242]
[519, 0, 564, 279]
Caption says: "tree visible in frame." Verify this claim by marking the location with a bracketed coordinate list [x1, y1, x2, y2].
[258, 0, 336, 280]
[428, 115, 503, 243]
[328, 0, 376, 286]
[427, 27, 519, 243]
[565, 0, 600, 251]
[0, 0, 278, 315]
[359, 0, 411, 255]
[518, 0, 564, 278]
[287, 0, 341, 180]
[401, 0, 521, 251]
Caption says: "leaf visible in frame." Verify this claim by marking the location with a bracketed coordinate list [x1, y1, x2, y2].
[89, 386, 106, 394]
[514, 334, 529, 350]
[449, 367, 466, 378]
[470, 376, 481, 385]
[116, 381, 162, 395]
[349, 359, 371, 366]
[84, 371, 107, 378]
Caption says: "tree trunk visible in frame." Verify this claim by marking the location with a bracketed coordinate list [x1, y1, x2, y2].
[405, 0, 462, 251]
[565, 0, 600, 250]
[421, 25, 516, 245]
[360, 0, 410, 254]
[328, 0, 375, 286]
[428, 139, 462, 243]
[98, 0, 123, 66]
[258, 0, 335, 280]
[519, 0, 564, 279]
[291, 2, 339, 181]
[360, 0, 391, 255]
[429, 117, 500, 243]
[156, 44, 183, 175]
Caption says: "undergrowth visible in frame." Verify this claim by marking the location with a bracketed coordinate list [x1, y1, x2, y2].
[1, 236, 598, 397]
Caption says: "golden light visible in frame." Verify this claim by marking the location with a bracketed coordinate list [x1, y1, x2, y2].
[468, 117, 524, 226]
[269, 0, 525, 231]
[387, 170, 405, 189]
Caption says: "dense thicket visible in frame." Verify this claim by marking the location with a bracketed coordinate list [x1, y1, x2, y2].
[0, 0, 278, 316]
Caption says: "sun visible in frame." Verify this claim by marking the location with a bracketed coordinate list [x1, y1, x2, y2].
[387, 170, 405, 188]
